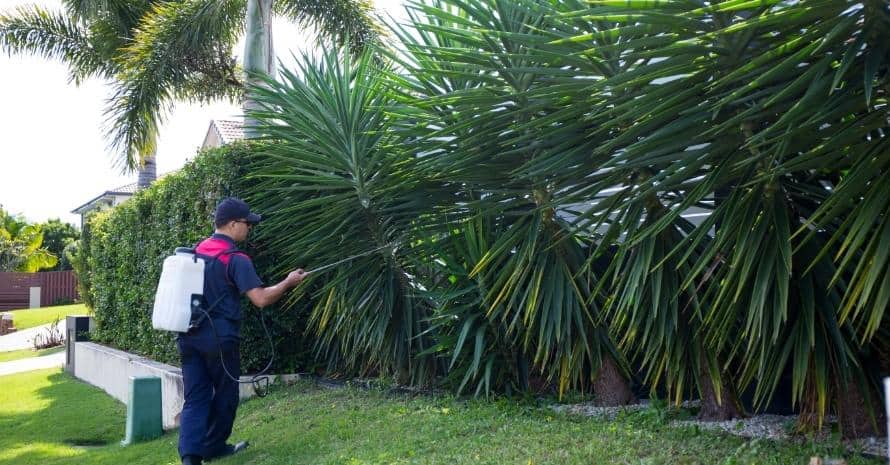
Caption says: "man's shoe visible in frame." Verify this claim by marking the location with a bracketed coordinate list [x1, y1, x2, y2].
[204, 441, 249, 462]
[232, 441, 249, 454]
[182, 455, 203, 465]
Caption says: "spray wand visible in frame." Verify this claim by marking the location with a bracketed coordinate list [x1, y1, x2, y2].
[305, 242, 399, 275]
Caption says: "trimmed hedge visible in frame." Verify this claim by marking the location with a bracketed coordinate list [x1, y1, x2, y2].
[81, 143, 312, 372]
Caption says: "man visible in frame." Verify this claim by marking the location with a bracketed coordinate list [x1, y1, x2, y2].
[179, 197, 307, 465]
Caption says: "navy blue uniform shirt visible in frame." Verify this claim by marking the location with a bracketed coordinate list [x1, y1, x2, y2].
[185, 233, 263, 340]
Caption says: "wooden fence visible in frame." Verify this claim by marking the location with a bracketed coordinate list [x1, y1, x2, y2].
[0, 271, 79, 311]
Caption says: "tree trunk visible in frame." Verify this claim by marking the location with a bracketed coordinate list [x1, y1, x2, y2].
[592, 354, 635, 406]
[243, 0, 274, 138]
[136, 153, 157, 190]
[837, 379, 887, 440]
[697, 354, 742, 421]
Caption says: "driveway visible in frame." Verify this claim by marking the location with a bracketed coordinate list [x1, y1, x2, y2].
[0, 320, 68, 352]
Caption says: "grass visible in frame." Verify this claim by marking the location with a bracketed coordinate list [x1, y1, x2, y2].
[0, 346, 64, 363]
[0, 369, 884, 465]
[0, 369, 126, 465]
[5, 304, 89, 330]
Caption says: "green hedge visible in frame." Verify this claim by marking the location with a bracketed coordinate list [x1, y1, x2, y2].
[81, 143, 313, 372]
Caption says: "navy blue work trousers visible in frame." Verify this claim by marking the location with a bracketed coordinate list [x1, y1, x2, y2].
[177, 335, 240, 459]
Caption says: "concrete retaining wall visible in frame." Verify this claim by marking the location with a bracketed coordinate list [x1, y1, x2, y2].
[73, 342, 184, 430]
[71, 341, 299, 430]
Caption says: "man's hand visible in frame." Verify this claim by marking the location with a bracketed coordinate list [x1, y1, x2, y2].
[286, 268, 307, 287]
[247, 268, 308, 308]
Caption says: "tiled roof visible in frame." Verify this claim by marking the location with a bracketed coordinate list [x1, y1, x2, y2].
[214, 119, 245, 144]
[71, 171, 175, 215]
[107, 181, 140, 195]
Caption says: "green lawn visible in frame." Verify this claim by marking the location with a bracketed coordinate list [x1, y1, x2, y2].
[5, 304, 89, 330]
[0, 346, 64, 363]
[0, 369, 883, 465]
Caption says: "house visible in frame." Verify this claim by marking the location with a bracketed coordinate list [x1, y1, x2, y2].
[201, 119, 244, 150]
[70, 181, 139, 227]
[71, 119, 245, 227]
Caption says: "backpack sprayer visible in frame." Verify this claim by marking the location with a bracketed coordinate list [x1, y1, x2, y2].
[151, 242, 398, 396]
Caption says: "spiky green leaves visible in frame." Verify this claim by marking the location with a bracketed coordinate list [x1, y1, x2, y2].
[244, 47, 443, 384]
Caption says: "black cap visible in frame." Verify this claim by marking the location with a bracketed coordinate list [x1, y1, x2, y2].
[214, 197, 262, 225]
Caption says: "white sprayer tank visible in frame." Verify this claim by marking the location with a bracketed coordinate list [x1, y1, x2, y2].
[152, 248, 205, 332]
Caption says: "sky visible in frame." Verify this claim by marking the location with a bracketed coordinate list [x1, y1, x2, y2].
[0, 0, 405, 226]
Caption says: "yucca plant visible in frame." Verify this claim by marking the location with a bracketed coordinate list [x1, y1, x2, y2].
[535, 0, 889, 436]
[244, 46, 448, 385]
[418, 215, 535, 396]
[691, 176, 875, 433]
[385, 3, 541, 396]
[224, 0, 884, 435]
[385, 0, 635, 403]
[591, 188, 742, 419]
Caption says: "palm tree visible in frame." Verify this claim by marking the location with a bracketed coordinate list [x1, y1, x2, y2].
[1, 0, 380, 177]
[107, 0, 380, 160]
[243, 0, 274, 137]
[0, 1, 159, 186]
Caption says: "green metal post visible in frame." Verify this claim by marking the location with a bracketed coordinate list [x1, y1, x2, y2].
[122, 376, 163, 445]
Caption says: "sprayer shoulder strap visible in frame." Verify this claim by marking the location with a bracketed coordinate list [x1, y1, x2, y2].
[194, 239, 250, 289]
[189, 245, 241, 328]
[210, 248, 239, 288]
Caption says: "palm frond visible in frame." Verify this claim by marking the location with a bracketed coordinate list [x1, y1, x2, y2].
[275, 0, 382, 52]
[63, 0, 153, 40]
[0, 5, 114, 83]
[106, 0, 245, 169]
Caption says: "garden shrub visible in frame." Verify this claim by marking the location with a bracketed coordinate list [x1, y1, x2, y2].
[81, 142, 312, 372]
